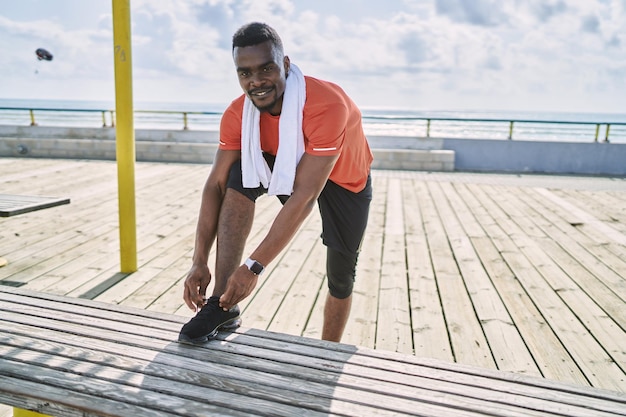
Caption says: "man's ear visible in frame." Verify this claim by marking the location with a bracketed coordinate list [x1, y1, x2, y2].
[284, 55, 290, 76]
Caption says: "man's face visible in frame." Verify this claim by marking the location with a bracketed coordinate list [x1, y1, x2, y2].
[233, 40, 289, 116]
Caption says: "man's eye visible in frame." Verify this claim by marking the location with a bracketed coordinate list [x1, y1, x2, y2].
[263, 66, 273, 72]
[239, 72, 249, 78]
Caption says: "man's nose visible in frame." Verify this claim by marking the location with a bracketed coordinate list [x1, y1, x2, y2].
[249, 71, 264, 86]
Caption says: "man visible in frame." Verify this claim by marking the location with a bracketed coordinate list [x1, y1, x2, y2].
[178, 22, 373, 344]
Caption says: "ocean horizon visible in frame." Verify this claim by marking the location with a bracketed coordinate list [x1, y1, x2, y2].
[1, 97, 625, 143]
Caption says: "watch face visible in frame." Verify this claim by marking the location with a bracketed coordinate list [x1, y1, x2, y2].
[250, 261, 264, 275]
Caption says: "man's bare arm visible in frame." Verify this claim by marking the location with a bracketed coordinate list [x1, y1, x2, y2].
[183, 149, 240, 310]
[219, 152, 339, 309]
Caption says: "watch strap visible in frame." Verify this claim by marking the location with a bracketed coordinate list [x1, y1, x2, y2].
[244, 257, 265, 275]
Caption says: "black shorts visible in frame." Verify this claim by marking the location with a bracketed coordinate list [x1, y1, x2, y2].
[226, 155, 372, 298]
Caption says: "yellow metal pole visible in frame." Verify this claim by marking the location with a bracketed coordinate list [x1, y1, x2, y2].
[112, 0, 137, 272]
[11, 5, 137, 416]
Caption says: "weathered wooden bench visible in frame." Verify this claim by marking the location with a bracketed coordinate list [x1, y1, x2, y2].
[0, 194, 70, 218]
[0, 285, 624, 416]
[0, 194, 70, 268]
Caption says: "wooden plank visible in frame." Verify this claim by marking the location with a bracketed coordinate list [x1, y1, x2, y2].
[0, 194, 70, 217]
[339, 175, 386, 347]
[455, 183, 591, 386]
[2, 284, 623, 409]
[534, 188, 626, 265]
[375, 178, 413, 354]
[480, 187, 626, 369]
[2, 159, 625, 397]
[267, 233, 326, 336]
[1, 348, 312, 417]
[1, 288, 624, 417]
[0, 312, 501, 416]
[239, 208, 319, 330]
[418, 181, 496, 369]
[403, 178, 453, 362]
[516, 187, 626, 322]
[474, 184, 626, 392]
[520, 187, 626, 302]
[0, 162, 191, 286]
[551, 188, 626, 233]
[438, 181, 541, 376]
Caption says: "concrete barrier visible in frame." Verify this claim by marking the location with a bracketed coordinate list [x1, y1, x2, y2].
[0, 126, 454, 171]
[442, 138, 626, 176]
[2, 125, 624, 175]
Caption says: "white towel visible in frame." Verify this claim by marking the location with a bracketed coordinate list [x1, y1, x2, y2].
[241, 63, 306, 196]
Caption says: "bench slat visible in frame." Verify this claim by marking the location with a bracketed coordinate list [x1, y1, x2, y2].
[0, 194, 69, 217]
[1, 287, 625, 417]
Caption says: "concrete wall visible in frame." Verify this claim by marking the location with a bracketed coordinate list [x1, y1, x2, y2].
[2, 125, 624, 175]
[443, 138, 626, 176]
[0, 126, 454, 171]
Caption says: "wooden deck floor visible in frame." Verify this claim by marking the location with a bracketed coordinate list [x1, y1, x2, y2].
[1, 157, 625, 395]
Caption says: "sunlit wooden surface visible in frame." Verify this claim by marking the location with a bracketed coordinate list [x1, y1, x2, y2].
[0, 157, 624, 395]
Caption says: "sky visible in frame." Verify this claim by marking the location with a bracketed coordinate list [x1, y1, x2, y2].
[1, 0, 625, 114]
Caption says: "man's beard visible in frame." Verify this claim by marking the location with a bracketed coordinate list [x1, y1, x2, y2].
[252, 98, 278, 113]
[250, 95, 279, 113]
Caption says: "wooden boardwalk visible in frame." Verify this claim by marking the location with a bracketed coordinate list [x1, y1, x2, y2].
[1, 157, 625, 397]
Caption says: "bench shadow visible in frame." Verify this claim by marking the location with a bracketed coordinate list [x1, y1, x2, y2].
[140, 329, 359, 416]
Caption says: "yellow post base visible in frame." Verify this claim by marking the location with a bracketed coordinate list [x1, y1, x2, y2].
[13, 408, 52, 417]
[0, 257, 7, 267]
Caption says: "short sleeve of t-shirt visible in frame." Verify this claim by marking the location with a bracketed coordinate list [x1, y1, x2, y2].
[302, 100, 349, 157]
[219, 97, 244, 150]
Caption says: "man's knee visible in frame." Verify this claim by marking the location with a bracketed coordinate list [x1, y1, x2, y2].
[326, 248, 358, 299]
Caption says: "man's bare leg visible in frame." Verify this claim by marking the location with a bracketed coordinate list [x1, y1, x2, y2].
[211, 189, 255, 296]
[321, 293, 352, 342]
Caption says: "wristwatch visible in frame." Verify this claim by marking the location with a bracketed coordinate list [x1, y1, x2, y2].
[244, 258, 265, 275]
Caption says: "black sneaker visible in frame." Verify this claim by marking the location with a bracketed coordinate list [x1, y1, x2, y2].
[178, 296, 241, 344]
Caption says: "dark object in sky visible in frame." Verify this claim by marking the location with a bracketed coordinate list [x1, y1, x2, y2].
[35, 48, 53, 61]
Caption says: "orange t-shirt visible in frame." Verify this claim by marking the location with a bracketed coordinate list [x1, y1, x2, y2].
[219, 76, 373, 193]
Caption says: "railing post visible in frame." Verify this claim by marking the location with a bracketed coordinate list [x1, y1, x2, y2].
[29, 109, 37, 126]
[102, 111, 107, 127]
[183, 112, 189, 130]
[110, 110, 115, 127]
[508, 121, 514, 140]
[426, 119, 431, 137]
[604, 124, 611, 143]
[594, 124, 600, 142]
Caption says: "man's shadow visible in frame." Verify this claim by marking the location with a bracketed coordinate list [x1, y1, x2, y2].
[138, 328, 362, 416]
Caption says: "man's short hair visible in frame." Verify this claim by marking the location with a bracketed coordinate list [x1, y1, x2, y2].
[232, 22, 284, 54]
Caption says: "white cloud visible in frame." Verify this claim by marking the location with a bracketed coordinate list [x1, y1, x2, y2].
[1, 0, 625, 113]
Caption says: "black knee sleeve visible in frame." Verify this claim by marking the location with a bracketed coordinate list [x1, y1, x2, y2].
[326, 248, 358, 299]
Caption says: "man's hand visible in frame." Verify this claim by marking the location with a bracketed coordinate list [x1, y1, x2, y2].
[183, 264, 212, 311]
[219, 265, 258, 310]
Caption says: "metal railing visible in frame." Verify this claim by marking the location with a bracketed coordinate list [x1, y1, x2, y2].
[1, 107, 625, 143]
[364, 115, 625, 143]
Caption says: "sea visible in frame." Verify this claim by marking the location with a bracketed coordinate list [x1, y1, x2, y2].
[1, 98, 625, 144]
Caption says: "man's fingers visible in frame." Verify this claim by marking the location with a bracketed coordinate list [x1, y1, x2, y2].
[219, 291, 233, 311]
[183, 286, 197, 311]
